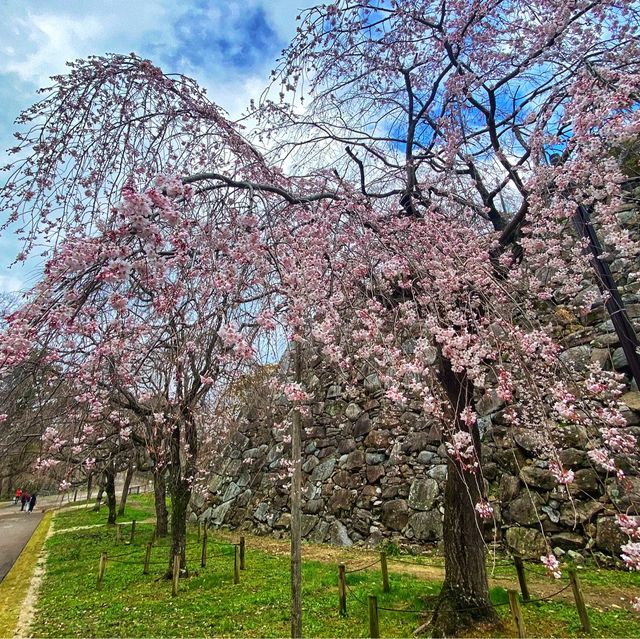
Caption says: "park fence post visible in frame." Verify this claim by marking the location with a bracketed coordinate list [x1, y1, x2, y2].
[234, 545, 240, 584]
[508, 590, 525, 638]
[568, 568, 591, 633]
[380, 551, 390, 592]
[513, 556, 530, 602]
[368, 595, 379, 639]
[97, 552, 107, 589]
[115, 524, 122, 543]
[240, 536, 246, 570]
[172, 555, 180, 596]
[130, 520, 136, 544]
[143, 542, 152, 575]
[197, 521, 201, 543]
[338, 563, 347, 616]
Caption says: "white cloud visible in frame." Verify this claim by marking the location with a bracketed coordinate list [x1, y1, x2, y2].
[0, 274, 24, 293]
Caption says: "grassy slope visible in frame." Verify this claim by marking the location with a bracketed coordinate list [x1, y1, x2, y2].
[27, 498, 640, 638]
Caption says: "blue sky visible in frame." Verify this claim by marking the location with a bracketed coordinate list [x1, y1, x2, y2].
[0, 0, 305, 294]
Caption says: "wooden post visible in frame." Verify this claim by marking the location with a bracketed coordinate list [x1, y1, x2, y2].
[368, 595, 379, 639]
[172, 555, 180, 596]
[97, 552, 107, 589]
[513, 556, 530, 602]
[240, 536, 246, 570]
[234, 545, 240, 584]
[508, 590, 525, 638]
[380, 551, 390, 592]
[115, 524, 122, 543]
[130, 520, 136, 544]
[143, 542, 152, 575]
[197, 521, 201, 543]
[338, 563, 347, 617]
[201, 530, 207, 568]
[569, 568, 591, 633]
[290, 340, 303, 638]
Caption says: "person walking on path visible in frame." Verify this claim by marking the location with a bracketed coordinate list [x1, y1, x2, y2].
[14, 488, 22, 505]
[28, 493, 36, 513]
[20, 493, 27, 511]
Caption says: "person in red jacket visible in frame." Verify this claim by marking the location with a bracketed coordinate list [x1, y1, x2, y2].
[14, 488, 22, 505]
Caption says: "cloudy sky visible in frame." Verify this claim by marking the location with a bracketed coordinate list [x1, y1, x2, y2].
[0, 0, 306, 294]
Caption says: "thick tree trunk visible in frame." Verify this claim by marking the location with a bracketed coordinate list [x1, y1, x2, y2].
[153, 466, 169, 537]
[429, 460, 496, 636]
[104, 465, 117, 525]
[166, 413, 196, 578]
[169, 480, 190, 575]
[86, 473, 93, 501]
[429, 357, 498, 637]
[118, 463, 135, 516]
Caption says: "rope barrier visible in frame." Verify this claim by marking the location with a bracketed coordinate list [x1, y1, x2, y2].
[386, 556, 444, 567]
[345, 560, 380, 574]
[523, 582, 572, 603]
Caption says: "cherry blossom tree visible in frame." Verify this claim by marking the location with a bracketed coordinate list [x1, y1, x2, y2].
[257, 1, 640, 632]
[1, 165, 278, 572]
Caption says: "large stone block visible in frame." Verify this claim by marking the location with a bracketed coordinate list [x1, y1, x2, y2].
[408, 510, 443, 541]
[311, 458, 336, 482]
[329, 520, 353, 546]
[381, 499, 409, 531]
[408, 478, 439, 511]
[504, 527, 547, 559]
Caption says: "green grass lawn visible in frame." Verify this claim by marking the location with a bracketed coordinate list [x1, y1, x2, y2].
[28, 498, 640, 637]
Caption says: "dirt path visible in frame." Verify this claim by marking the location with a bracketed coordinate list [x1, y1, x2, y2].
[213, 530, 637, 613]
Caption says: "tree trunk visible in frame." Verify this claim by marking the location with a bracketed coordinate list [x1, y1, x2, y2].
[153, 465, 169, 537]
[429, 357, 498, 637]
[93, 474, 105, 512]
[86, 473, 93, 501]
[118, 463, 135, 516]
[169, 479, 190, 576]
[166, 413, 196, 577]
[104, 465, 117, 525]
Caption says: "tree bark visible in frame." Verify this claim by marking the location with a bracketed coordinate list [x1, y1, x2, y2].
[429, 357, 498, 637]
[86, 473, 93, 501]
[104, 464, 117, 525]
[93, 474, 105, 512]
[118, 463, 135, 516]
[153, 465, 169, 537]
[166, 413, 197, 577]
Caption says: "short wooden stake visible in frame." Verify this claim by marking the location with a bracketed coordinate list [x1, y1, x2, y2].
[172, 555, 180, 596]
[97, 552, 107, 589]
[234, 545, 240, 584]
[143, 542, 152, 575]
[130, 520, 136, 544]
[338, 563, 347, 617]
[508, 590, 525, 639]
[569, 568, 591, 633]
[380, 551, 390, 592]
[240, 536, 246, 570]
[201, 531, 207, 568]
[197, 521, 201, 543]
[368, 595, 379, 639]
[513, 555, 530, 602]
[115, 524, 122, 543]
[150, 526, 156, 544]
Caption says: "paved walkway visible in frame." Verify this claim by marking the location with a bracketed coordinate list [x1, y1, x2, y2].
[0, 504, 44, 583]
